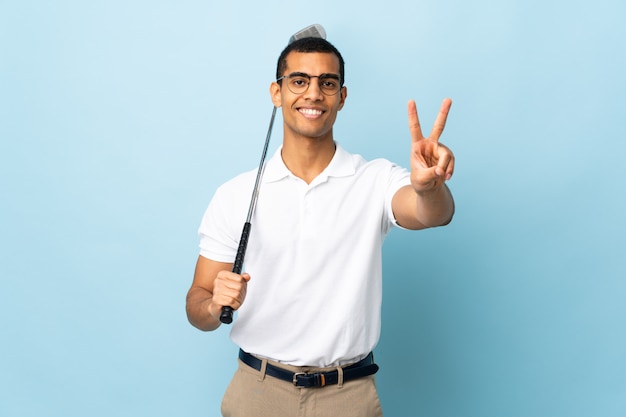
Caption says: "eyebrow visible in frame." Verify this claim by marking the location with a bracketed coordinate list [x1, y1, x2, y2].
[287, 72, 340, 79]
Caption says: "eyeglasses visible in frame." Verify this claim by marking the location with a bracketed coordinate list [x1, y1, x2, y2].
[276, 72, 342, 96]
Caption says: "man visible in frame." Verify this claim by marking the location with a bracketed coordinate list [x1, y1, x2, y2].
[186, 35, 455, 417]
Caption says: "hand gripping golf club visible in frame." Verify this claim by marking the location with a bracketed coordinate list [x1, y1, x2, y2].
[219, 24, 326, 324]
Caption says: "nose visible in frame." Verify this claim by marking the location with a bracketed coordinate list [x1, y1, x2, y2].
[303, 77, 324, 100]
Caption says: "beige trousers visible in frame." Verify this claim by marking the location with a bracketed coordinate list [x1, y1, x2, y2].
[221, 358, 383, 417]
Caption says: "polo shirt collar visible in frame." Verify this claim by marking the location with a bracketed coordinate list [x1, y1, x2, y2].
[263, 142, 356, 184]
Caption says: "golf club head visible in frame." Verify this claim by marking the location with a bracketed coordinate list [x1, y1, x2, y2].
[288, 24, 326, 44]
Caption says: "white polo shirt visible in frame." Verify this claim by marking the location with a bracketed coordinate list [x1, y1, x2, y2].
[199, 143, 411, 367]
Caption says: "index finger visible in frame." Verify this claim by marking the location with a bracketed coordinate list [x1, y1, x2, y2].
[407, 99, 424, 142]
[430, 98, 452, 142]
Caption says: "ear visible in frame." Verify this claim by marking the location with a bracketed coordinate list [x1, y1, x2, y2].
[337, 86, 348, 111]
[270, 82, 282, 108]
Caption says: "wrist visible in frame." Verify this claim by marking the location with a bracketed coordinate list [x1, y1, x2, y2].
[413, 183, 444, 197]
[207, 300, 222, 322]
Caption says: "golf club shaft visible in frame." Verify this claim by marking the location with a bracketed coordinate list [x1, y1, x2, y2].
[218, 23, 326, 324]
[220, 107, 277, 324]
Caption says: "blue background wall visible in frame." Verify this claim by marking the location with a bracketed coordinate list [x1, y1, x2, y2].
[1, 1, 624, 416]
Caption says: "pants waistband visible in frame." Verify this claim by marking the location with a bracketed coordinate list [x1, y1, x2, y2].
[238, 349, 379, 388]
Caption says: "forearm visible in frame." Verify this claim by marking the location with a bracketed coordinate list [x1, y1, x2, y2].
[393, 184, 454, 230]
[414, 183, 455, 227]
[186, 286, 222, 331]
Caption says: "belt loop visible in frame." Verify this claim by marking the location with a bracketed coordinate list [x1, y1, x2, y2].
[257, 358, 268, 382]
[336, 366, 344, 389]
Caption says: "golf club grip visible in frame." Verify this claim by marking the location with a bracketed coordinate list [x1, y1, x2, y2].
[219, 222, 252, 324]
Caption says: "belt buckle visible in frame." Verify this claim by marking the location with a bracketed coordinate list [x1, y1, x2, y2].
[292, 372, 306, 386]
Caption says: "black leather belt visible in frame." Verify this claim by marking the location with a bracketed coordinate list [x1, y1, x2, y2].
[238, 349, 379, 388]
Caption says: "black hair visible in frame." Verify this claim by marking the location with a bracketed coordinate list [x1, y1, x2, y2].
[276, 37, 345, 86]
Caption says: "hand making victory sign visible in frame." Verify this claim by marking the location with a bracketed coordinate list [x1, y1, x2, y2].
[391, 98, 455, 230]
[407, 98, 454, 193]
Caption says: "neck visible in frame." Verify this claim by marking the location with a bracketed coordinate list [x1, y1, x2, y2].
[281, 135, 336, 184]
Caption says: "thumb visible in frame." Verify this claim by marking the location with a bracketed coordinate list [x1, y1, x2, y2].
[242, 273, 251, 282]
[412, 166, 440, 190]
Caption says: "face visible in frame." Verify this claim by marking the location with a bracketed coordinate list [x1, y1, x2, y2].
[271, 52, 347, 142]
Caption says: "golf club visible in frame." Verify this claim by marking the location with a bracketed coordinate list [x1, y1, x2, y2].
[219, 24, 327, 324]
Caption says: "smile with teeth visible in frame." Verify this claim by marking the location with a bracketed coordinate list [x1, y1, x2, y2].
[298, 108, 324, 117]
